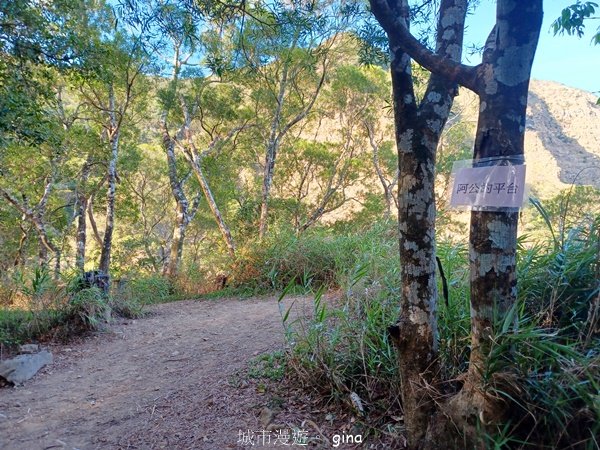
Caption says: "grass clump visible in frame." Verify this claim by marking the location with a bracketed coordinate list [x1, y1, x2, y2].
[274, 224, 403, 441]
[231, 222, 398, 294]
[247, 351, 287, 381]
[67, 287, 111, 330]
[481, 215, 600, 449]
[111, 274, 174, 316]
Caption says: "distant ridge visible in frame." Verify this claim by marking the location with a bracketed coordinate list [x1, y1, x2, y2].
[455, 79, 600, 199]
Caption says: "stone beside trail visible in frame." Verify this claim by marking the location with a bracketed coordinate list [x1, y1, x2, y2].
[0, 350, 53, 385]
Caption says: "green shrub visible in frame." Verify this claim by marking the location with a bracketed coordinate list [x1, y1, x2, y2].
[0, 309, 35, 347]
[232, 221, 398, 294]
[111, 274, 174, 317]
[483, 303, 599, 449]
[0, 270, 173, 347]
[68, 287, 111, 330]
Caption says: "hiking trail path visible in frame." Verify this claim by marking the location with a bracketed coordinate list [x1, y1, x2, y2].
[0, 296, 313, 450]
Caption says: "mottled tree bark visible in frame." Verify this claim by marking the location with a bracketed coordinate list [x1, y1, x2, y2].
[99, 85, 119, 276]
[368, 0, 468, 447]
[165, 199, 187, 276]
[162, 132, 200, 277]
[442, 5, 543, 442]
[160, 43, 203, 278]
[75, 158, 91, 271]
[467, 0, 543, 378]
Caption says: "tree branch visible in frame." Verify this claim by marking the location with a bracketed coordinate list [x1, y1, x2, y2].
[369, 0, 480, 93]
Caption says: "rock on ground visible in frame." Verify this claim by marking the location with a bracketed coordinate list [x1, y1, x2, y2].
[0, 351, 53, 385]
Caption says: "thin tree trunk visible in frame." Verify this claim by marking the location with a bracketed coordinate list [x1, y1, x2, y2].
[163, 186, 200, 278]
[259, 65, 289, 240]
[99, 85, 119, 276]
[298, 146, 354, 233]
[33, 216, 56, 269]
[165, 200, 187, 277]
[38, 235, 48, 266]
[87, 176, 106, 247]
[1, 184, 58, 269]
[176, 92, 238, 259]
[163, 139, 188, 277]
[14, 219, 28, 267]
[366, 122, 398, 218]
[87, 199, 103, 247]
[258, 52, 328, 239]
[76, 158, 91, 271]
[161, 43, 199, 278]
[162, 128, 198, 277]
[190, 155, 236, 257]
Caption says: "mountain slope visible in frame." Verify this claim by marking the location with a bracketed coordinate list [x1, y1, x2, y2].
[525, 80, 600, 197]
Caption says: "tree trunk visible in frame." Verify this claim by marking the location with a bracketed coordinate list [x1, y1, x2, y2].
[443, 5, 543, 442]
[161, 43, 197, 278]
[14, 220, 28, 267]
[466, 1, 542, 376]
[258, 51, 326, 239]
[369, 0, 468, 447]
[258, 140, 277, 240]
[33, 218, 57, 268]
[190, 155, 236, 258]
[38, 235, 48, 266]
[1, 185, 58, 270]
[162, 133, 188, 277]
[298, 149, 354, 233]
[366, 122, 398, 218]
[99, 86, 119, 276]
[164, 200, 188, 277]
[259, 64, 289, 240]
[76, 158, 91, 271]
[368, 0, 543, 445]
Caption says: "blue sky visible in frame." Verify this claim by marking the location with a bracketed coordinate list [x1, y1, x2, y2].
[463, 1, 598, 93]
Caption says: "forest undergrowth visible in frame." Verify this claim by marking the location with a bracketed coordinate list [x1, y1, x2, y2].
[253, 209, 600, 448]
[1, 199, 598, 449]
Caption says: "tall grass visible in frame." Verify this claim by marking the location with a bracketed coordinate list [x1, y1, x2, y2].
[231, 222, 399, 294]
[0, 270, 175, 348]
[272, 208, 599, 448]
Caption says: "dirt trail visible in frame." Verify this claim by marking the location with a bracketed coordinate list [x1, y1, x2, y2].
[0, 296, 309, 450]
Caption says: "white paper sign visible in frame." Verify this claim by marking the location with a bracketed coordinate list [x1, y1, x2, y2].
[450, 164, 526, 208]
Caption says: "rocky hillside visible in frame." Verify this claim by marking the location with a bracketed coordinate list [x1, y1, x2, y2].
[525, 80, 600, 198]
[457, 80, 600, 199]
